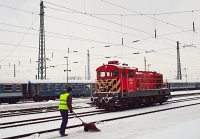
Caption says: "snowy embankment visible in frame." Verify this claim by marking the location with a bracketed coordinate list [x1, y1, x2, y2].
[0, 98, 90, 112]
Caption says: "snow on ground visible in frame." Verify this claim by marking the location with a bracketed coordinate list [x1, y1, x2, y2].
[1, 90, 199, 112]
[23, 103, 200, 139]
[170, 90, 200, 95]
[1, 90, 200, 139]
[0, 98, 90, 112]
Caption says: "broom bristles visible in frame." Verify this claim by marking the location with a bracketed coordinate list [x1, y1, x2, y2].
[82, 122, 101, 132]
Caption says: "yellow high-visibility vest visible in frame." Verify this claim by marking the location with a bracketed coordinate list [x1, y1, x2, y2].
[59, 93, 69, 110]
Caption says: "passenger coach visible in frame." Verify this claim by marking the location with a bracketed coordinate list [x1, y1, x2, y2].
[0, 78, 95, 104]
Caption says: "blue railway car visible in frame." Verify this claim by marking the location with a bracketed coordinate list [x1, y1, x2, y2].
[166, 80, 200, 91]
[0, 78, 95, 104]
[0, 78, 28, 103]
[69, 80, 94, 97]
[29, 80, 95, 101]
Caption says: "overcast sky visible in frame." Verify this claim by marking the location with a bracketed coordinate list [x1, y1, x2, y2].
[0, 0, 200, 81]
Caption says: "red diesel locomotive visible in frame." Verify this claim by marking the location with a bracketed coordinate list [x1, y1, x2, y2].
[92, 60, 171, 111]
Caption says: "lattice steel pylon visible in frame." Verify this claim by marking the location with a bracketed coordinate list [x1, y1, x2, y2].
[177, 41, 182, 80]
[38, 1, 46, 80]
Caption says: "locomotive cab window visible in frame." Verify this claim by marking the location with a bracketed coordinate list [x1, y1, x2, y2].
[111, 70, 119, 77]
[122, 70, 126, 78]
[98, 71, 105, 77]
[106, 71, 110, 77]
[128, 70, 134, 77]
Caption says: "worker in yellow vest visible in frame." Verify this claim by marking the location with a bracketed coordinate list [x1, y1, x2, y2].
[59, 86, 73, 137]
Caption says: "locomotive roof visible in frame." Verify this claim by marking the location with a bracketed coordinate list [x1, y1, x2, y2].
[97, 63, 163, 75]
[97, 63, 136, 70]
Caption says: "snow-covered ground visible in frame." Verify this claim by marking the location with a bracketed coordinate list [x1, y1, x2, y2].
[26, 101, 200, 139]
[0, 90, 200, 139]
[22, 99, 200, 139]
[0, 98, 90, 112]
[170, 90, 200, 95]
[46, 104, 200, 139]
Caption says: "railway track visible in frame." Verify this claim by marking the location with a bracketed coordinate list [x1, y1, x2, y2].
[1, 96, 200, 139]
[0, 109, 106, 129]
[0, 105, 93, 118]
[3, 102, 200, 139]
[1, 92, 199, 118]
[2, 96, 199, 128]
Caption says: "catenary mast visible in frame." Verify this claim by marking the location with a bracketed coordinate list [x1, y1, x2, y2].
[38, 1, 46, 80]
[177, 41, 182, 80]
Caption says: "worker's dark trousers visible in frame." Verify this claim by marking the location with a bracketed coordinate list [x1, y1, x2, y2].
[60, 110, 68, 135]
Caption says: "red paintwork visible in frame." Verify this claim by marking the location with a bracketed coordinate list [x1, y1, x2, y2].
[96, 61, 163, 93]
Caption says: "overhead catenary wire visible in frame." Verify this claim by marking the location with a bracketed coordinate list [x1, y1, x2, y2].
[1, 1, 200, 80]
[0, 15, 38, 63]
[0, 21, 198, 68]
[100, 0, 200, 34]
[43, 0, 200, 49]
[1, 2, 200, 43]
[43, 1, 153, 36]
[1, 3, 198, 49]
[0, 21, 157, 54]
[43, 4, 200, 16]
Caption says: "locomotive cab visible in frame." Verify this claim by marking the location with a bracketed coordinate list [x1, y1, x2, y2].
[96, 61, 138, 95]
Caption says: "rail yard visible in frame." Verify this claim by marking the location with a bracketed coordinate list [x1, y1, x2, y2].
[1, 0, 200, 138]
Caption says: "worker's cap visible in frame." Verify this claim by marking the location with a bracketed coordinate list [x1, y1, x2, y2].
[67, 86, 72, 92]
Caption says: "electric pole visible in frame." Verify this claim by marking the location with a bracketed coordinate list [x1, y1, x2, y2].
[144, 57, 147, 71]
[64, 57, 70, 84]
[38, 1, 46, 80]
[87, 50, 90, 80]
[14, 64, 16, 77]
[177, 41, 182, 80]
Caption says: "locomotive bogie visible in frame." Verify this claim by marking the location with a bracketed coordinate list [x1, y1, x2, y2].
[92, 88, 171, 111]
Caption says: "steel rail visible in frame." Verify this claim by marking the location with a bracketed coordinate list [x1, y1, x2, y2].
[3, 102, 200, 139]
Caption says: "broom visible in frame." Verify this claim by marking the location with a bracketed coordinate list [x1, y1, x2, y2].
[73, 111, 100, 132]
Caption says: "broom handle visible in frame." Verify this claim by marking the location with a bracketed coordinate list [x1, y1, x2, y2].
[73, 111, 84, 123]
